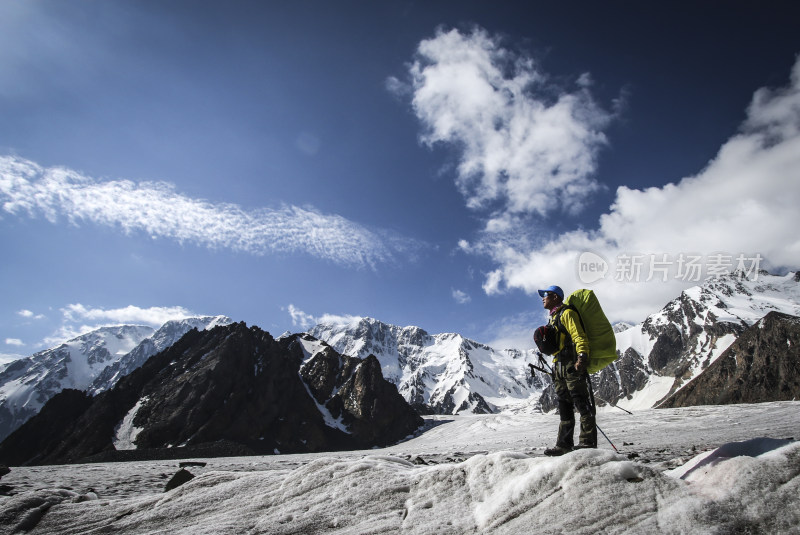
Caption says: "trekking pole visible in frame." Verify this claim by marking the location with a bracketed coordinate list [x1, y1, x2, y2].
[593, 395, 633, 415]
[596, 424, 619, 453]
[538, 355, 554, 375]
[528, 363, 551, 377]
[528, 354, 555, 379]
[587, 373, 620, 453]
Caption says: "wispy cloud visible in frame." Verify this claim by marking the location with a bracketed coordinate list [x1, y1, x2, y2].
[285, 304, 364, 331]
[482, 310, 542, 351]
[451, 289, 471, 304]
[38, 303, 199, 347]
[286, 304, 318, 330]
[390, 26, 614, 226]
[17, 309, 45, 320]
[0, 352, 25, 365]
[0, 156, 425, 269]
[475, 56, 800, 322]
[4, 338, 23, 346]
[61, 303, 195, 326]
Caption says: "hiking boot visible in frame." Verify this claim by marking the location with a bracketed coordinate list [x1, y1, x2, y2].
[573, 443, 596, 450]
[544, 446, 572, 456]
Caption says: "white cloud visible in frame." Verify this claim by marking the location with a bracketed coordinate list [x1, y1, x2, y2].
[0, 352, 25, 365]
[284, 305, 363, 331]
[42, 325, 88, 348]
[286, 304, 317, 330]
[35, 303, 198, 347]
[396, 26, 613, 219]
[474, 55, 800, 322]
[16, 309, 44, 320]
[61, 303, 194, 327]
[0, 156, 424, 269]
[482, 310, 542, 351]
[316, 313, 363, 327]
[5, 338, 23, 346]
[452, 289, 471, 304]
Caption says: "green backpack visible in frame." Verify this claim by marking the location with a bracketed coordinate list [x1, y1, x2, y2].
[556, 289, 618, 374]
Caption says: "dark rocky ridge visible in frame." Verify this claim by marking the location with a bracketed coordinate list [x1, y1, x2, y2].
[660, 311, 800, 408]
[0, 324, 422, 466]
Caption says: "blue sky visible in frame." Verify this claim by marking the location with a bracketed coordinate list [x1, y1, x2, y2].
[2, 1, 800, 359]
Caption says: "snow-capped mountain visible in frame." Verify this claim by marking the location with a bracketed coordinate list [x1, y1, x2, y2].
[311, 271, 800, 415]
[598, 271, 800, 410]
[0, 325, 422, 465]
[0, 325, 154, 442]
[88, 315, 231, 395]
[0, 316, 231, 442]
[659, 310, 800, 407]
[309, 317, 543, 414]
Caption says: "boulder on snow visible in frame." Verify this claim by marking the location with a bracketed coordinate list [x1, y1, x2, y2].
[165, 468, 195, 491]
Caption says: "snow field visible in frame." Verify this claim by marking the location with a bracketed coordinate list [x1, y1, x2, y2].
[3, 442, 798, 534]
[1, 401, 798, 534]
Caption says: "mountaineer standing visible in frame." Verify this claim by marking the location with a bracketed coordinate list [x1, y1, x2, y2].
[537, 285, 597, 455]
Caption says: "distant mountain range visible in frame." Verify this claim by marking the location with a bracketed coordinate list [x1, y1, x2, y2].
[0, 325, 422, 465]
[308, 271, 800, 414]
[307, 319, 541, 414]
[1, 271, 798, 459]
[604, 271, 800, 411]
[0, 316, 230, 442]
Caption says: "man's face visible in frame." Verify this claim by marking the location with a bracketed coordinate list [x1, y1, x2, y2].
[542, 292, 558, 309]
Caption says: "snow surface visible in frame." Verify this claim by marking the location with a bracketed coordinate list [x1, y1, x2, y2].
[112, 396, 149, 451]
[612, 375, 674, 412]
[1, 401, 798, 534]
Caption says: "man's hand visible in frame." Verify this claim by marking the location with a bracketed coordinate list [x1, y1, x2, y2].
[574, 353, 589, 373]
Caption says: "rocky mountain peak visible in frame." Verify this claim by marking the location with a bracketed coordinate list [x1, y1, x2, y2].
[603, 270, 800, 410]
[659, 311, 800, 407]
[0, 325, 422, 465]
[309, 317, 542, 415]
[0, 325, 155, 442]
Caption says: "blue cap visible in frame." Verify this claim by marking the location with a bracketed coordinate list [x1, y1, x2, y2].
[537, 285, 564, 299]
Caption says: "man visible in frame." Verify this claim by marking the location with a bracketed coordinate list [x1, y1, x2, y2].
[538, 285, 597, 456]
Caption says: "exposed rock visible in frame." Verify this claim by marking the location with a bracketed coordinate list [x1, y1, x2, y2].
[595, 272, 800, 408]
[165, 468, 195, 491]
[0, 325, 155, 443]
[0, 324, 422, 466]
[309, 317, 539, 415]
[0, 389, 94, 466]
[659, 312, 800, 407]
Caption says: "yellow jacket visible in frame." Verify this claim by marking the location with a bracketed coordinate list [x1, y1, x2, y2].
[549, 305, 589, 359]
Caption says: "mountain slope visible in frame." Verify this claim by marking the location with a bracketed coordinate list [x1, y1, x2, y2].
[309, 317, 544, 414]
[658, 311, 800, 407]
[88, 315, 231, 395]
[0, 324, 422, 465]
[311, 272, 800, 415]
[0, 325, 154, 442]
[0, 316, 231, 442]
[603, 271, 800, 410]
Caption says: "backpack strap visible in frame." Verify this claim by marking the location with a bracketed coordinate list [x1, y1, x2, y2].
[553, 304, 585, 335]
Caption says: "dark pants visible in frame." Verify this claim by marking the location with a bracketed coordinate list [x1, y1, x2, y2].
[553, 358, 597, 448]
